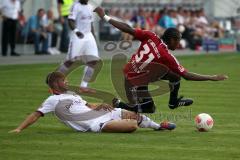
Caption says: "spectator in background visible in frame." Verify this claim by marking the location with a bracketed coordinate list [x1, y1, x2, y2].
[45, 10, 61, 55]
[122, 9, 134, 40]
[176, 7, 185, 25]
[152, 9, 161, 26]
[152, 9, 164, 36]
[158, 9, 176, 29]
[57, 0, 74, 53]
[0, 0, 21, 56]
[108, 8, 121, 40]
[131, 8, 146, 29]
[182, 9, 204, 50]
[145, 9, 154, 31]
[28, 8, 48, 54]
[196, 9, 208, 26]
[16, 9, 26, 43]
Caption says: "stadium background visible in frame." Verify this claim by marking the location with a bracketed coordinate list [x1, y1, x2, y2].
[0, 0, 240, 55]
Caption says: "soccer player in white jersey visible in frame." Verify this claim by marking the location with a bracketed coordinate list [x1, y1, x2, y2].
[56, 0, 101, 92]
[9, 72, 176, 133]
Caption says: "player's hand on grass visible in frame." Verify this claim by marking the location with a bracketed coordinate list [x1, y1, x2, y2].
[9, 128, 21, 134]
[76, 31, 84, 39]
[211, 75, 228, 81]
[95, 103, 114, 112]
[94, 7, 105, 19]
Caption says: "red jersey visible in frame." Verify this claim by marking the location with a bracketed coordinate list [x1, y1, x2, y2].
[124, 29, 187, 83]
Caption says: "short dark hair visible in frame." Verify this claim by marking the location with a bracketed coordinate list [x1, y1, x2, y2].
[37, 8, 45, 14]
[161, 28, 181, 44]
[46, 72, 65, 89]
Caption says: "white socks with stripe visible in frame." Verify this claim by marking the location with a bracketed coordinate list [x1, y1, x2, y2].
[139, 115, 160, 130]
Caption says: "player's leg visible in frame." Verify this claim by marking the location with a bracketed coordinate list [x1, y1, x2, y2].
[162, 70, 193, 109]
[121, 109, 176, 130]
[113, 79, 155, 113]
[80, 34, 102, 89]
[80, 59, 102, 88]
[113, 63, 169, 113]
[101, 110, 158, 133]
[101, 119, 138, 133]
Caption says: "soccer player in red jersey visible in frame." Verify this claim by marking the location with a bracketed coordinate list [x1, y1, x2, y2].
[94, 7, 228, 113]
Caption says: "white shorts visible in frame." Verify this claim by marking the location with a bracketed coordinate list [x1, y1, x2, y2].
[67, 32, 99, 63]
[90, 108, 122, 132]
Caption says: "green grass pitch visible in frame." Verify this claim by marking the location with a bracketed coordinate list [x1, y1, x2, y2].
[0, 53, 240, 160]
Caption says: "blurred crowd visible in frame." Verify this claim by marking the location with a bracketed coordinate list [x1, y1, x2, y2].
[0, 0, 237, 57]
[1, 0, 71, 56]
[102, 7, 225, 50]
[18, 8, 62, 55]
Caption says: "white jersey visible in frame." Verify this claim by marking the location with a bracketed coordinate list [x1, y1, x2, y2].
[0, 0, 21, 20]
[66, 2, 99, 62]
[68, 2, 95, 34]
[37, 92, 122, 132]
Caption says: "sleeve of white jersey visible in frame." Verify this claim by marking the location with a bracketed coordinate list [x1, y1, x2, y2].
[37, 97, 57, 115]
[68, 3, 78, 20]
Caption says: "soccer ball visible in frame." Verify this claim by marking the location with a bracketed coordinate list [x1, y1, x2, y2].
[195, 113, 214, 132]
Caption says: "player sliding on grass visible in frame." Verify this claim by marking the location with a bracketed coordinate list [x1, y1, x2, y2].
[94, 7, 228, 113]
[9, 72, 176, 134]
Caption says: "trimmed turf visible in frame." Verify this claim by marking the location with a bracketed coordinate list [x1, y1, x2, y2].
[0, 53, 240, 160]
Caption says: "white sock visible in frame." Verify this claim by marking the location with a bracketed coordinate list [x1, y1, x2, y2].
[80, 81, 88, 88]
[81, 66, 94, 87]
[58, 64, 69, 74]
[139, 115, 160, 130]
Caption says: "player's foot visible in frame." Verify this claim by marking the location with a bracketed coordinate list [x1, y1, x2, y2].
[156, 121, 176, 130]
[168, 96, 193, 109]
[79, 87, 96, 93]
[112, 98, 121, 108]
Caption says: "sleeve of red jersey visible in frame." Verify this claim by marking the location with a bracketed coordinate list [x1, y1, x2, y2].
[166, 54, 188, 76]
[134, 29, 153, 41]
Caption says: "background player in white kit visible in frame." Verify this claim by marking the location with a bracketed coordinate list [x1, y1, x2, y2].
[9, 72, 176, 133]
[57, 0, 102, 92]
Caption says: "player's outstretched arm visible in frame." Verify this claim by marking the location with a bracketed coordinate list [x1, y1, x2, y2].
[9, 111, 42, 133]
[94, 7, 135, 35]
[182, 72, 228, 81]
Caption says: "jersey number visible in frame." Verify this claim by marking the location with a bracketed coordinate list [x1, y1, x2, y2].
[135, 44, 154, 70]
